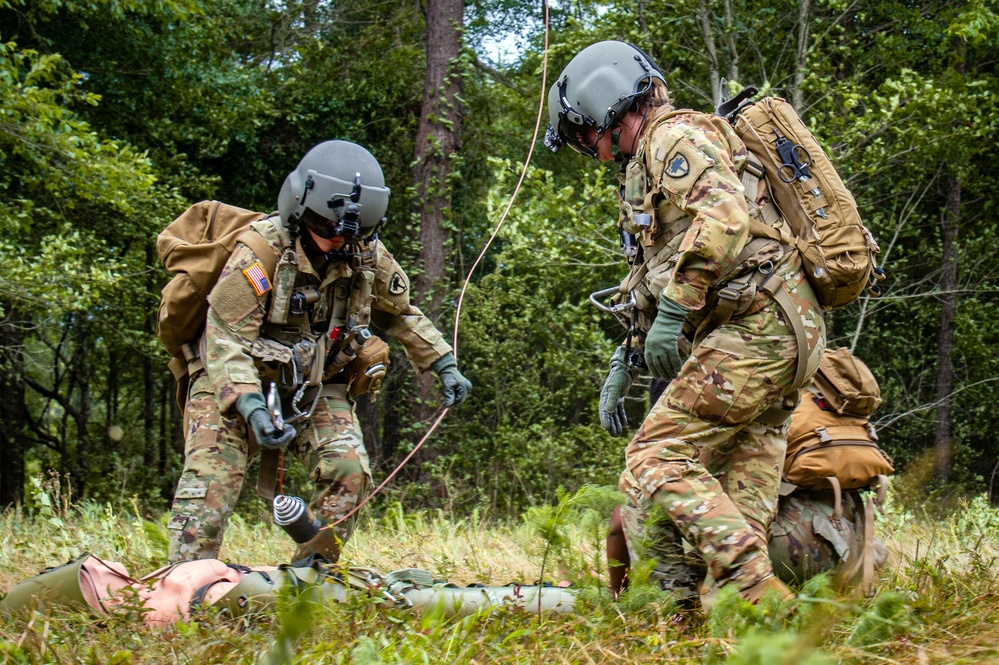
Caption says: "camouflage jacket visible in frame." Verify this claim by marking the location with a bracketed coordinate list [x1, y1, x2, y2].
[618, 108, 795, 340]
[201, 216, 452, 412]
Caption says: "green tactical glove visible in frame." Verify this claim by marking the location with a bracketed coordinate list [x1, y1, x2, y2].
[644, 293, 691, 380]
[599, 346, 638, 436]
[236, 392, 296, 450]
[432, 353, 472, 406]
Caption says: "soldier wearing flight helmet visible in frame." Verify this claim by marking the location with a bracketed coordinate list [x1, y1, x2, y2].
[546, 42, 825, 605]
[167, 140, 471, 564]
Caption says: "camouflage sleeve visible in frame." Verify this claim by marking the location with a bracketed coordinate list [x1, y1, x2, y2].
[649, 115, 750, 311]
[369, 244, 453, 373]
[202, 243, 274, 412]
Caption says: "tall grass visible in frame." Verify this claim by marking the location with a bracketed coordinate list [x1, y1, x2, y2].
[2, 474, 998, 664]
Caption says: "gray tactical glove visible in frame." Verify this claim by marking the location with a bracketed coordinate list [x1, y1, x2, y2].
[236, 392, 296, 450]
[432, 353, 472, 406]
[599, 346, 639, 436]
[644, 293, 691, 380]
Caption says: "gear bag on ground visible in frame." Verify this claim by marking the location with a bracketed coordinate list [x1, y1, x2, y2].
[771, 347, 894, 596]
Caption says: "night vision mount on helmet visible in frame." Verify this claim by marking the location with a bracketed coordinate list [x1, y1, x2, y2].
[544, 41, 665, 157]
[277, 140, 391, 242]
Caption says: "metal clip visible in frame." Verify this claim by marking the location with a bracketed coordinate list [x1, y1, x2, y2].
[267, 382, 284, 432]
[588, 286, 636, 314]
[284, 380, 321, 425]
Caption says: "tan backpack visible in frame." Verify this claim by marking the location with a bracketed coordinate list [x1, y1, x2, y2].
[780, 348, 893, 596]
[784, 388, 894, 492]
[730, 96, 883, 310]
[156, 201, 278, 394]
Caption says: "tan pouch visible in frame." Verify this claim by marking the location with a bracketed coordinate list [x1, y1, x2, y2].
[813, 347, 883, 417]
[784, 394, 894, 490]
[343, 336, 390, 397]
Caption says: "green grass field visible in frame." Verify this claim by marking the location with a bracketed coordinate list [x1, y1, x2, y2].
[2, 477, 998, 664]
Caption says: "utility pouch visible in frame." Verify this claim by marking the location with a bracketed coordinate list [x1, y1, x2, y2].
[344, 335, 390, 397]
[267, 248, 301, 325]
[249, 338, 317, 391]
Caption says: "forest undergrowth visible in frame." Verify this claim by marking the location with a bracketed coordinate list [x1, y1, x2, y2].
[1, 474, 998, 664]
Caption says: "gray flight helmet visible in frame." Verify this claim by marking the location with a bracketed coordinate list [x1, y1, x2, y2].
[277, 140, 391, 240]
[544, 41, 665, 155]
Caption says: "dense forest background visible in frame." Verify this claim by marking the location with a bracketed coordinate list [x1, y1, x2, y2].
[1, 0, 997, 518]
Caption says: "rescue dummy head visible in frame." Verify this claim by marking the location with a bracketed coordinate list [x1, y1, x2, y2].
[277, 140, 391, 250]
[544, 41, 667, 159]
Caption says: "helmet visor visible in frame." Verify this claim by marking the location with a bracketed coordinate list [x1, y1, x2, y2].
[557, 120, 600, 159]
[302, 170, 389, 239]
[302, 208, 341, 239]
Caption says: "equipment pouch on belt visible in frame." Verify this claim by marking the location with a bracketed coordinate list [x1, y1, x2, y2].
[249, 338, 318, 391]
[343, 335, 390, 397]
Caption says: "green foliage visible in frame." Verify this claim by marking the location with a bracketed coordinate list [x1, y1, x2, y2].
[724, 629, 830, 665]
[2, 0, 998, 531]
[522, 484, 624, 587]
[3, 489, 998, 663]
[846, 592, 912, 647]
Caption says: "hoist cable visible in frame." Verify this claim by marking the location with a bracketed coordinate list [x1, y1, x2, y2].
[332, 2, 551, 527]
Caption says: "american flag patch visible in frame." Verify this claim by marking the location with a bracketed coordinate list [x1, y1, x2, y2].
[243, 262, 272, 296]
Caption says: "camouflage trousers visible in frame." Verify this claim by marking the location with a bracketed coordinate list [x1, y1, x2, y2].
[167, 372, 372, 564]
[620, 273, 825, 593]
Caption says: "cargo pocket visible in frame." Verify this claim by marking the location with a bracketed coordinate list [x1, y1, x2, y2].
[670, 340, 784, 426]
[168, 476, 209, 531]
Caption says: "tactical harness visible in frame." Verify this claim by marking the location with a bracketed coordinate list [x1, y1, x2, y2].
[179, 216, 390, 500]
[614, 110, 821, 397]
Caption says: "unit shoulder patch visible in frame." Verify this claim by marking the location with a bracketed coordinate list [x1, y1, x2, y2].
[649, 131, 715, 206]
[665, 152, 690, 178]
[243, 262, 272, 297]
[388, 272, 408, 295]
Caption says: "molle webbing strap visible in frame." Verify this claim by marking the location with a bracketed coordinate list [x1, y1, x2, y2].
[827, 476, 843, 524]
[236, 229, 280, 282]
[620, 262, 649, 296]
[874, 474, 890, 506]
[694, 269, 755, 344]
[861, 493, 877, 597]
[758, 271, 813, 391]
[168, 356, 188, 381]
[257, 449, 281, 500]
[740, 153, 782, 229]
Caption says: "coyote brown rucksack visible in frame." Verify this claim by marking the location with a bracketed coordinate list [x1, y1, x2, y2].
[156, 201, 278, 397]
[730, 96, 883, 309]
[778, 347, 893, 595]
[783, 349, 893, 493]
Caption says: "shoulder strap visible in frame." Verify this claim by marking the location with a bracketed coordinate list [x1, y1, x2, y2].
[236, 228, 280, 279]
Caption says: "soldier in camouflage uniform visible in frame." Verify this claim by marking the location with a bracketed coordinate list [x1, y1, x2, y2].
[167, 141, 472, 564]
[545, 42, 826, 603]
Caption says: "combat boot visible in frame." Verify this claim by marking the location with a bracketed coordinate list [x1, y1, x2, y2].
[740, 574, 794, 604]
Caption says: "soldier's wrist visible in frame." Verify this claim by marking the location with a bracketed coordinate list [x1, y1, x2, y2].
[431, 352, 457, 375]
[235, 392, 267, 421]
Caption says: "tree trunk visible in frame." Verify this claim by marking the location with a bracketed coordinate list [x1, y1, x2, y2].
[792, 0, 811, 112]
[698, 0, 721, 106]
[934, 175, 960, 482]
[72, 324, 92, 497]
[934, 37, 968, 484]
[0, 306, 27, 507]
[144, 243, 157, 468]
[722, 0, 739, 85]
[410, 0, 463, 433]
